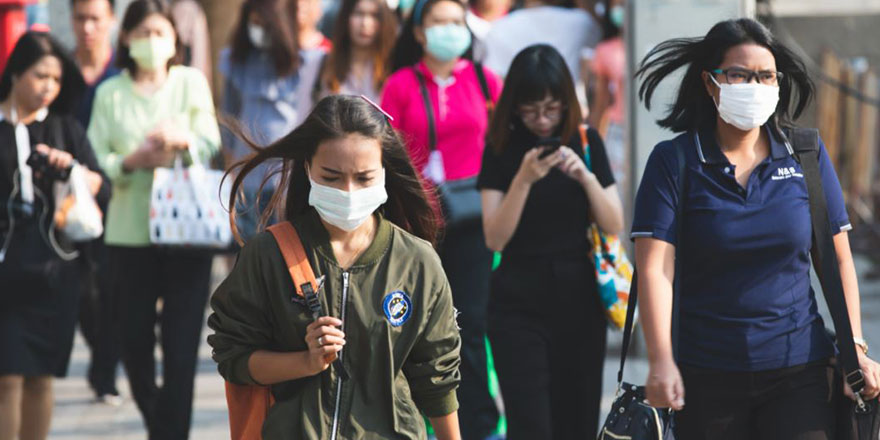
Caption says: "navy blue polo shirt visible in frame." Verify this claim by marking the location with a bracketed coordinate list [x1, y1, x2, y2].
[631, 125, 850, 372]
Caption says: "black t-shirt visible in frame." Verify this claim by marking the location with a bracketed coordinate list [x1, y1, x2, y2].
[477, 126, 615, 258]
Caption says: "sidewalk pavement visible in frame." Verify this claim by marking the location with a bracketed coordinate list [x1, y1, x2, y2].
[49, 254, 880, 439]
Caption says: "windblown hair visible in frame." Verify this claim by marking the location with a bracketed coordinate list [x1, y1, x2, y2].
[636, 18, 813, 132]
[225, 95, 438, 244]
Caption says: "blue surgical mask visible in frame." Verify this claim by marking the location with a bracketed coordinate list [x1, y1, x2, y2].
[424, 24, 471, 62]
[610, 5, 624, 28]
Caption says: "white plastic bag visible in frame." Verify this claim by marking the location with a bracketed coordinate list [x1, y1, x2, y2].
[149, 144, 232, 248]
[53, 163, 103, 242]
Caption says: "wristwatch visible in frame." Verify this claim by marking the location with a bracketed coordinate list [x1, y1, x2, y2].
[854, 337, 869, 355]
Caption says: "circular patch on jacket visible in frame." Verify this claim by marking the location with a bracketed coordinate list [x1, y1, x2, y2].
[382, 291, 413, 327]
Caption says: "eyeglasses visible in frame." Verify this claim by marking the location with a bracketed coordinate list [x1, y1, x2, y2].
[518, 102, 565, 122]
[711, 68, 784, 85]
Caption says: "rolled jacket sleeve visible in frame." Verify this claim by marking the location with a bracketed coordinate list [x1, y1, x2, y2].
[207, 237, 275, 385]
[403, 278, 462, 417]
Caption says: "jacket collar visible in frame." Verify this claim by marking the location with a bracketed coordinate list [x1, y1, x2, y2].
[695, 124, 791, 165]
[298, 208, 392, 269]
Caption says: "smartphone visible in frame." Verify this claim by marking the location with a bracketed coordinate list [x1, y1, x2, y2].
[537, 137, 563, 159]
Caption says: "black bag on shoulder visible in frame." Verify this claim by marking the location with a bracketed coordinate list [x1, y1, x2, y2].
[787, 127, 879, 440]
[598, 139, 685, 440]
[413, 63, 493, 230]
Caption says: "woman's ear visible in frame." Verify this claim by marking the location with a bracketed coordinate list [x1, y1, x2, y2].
[702, 71, 719, 103]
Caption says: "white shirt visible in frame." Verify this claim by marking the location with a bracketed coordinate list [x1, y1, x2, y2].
[466, 10, 493, 62]
[482, 6, 601, 79]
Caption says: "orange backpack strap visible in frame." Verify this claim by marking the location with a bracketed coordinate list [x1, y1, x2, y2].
[268, 221, 336, 366]
[267, 222, 317, 297]
[225, 222, 318, 440]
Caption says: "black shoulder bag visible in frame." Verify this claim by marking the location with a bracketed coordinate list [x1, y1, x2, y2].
[413, 63, 492, 230]
[599, 140, 686, 440]
[788, 128, 879, 440]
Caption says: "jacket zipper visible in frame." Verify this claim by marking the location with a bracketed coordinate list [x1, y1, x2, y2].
[330, 271, 349, 440]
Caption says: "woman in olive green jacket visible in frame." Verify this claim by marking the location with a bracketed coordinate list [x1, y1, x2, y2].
[208, 95, 462, 440]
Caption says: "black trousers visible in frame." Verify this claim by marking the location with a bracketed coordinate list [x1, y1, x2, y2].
[78, 239, 121, 395]
[676, 358, 839, 440]
[109, 246, 212, 440]
[488, 254, 607, 440]
[437, 224, 498, 440]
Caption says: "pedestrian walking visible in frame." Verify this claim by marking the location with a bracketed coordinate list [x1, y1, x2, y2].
[0, 31, 110, 440]
[219, 0, 324, 242]
[208, 95, 462, 440]
[70, 0, 124, 405]
[478, 44, 622, 439]
[383, 1, 502, 437]
[87, 0, 221, 438]
[632, 18, 880, 439]
[313, 0, 398, 103]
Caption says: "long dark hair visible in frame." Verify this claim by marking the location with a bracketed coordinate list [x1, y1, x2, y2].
[0, 31, 84, 114]
[117, 0, 183, 75]
[636, 18, 813, 132]
[319, 0, 398, 94]
[229, 0, 300, 76]
[389, 0, 471, 72]
[487, 44, 582, 154]
[226, 95, 438, 244]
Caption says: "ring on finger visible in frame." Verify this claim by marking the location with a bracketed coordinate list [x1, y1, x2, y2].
[318, 336, 324, 345]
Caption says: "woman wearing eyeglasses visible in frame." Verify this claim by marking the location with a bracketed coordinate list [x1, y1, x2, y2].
[478, 44, 622, 439]
[632, 19, 879, 439]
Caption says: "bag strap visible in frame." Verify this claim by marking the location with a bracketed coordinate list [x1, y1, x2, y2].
[413, 62, 494, 153]
[788, 127, 867, 397]
[267, 222, 316, 297]
[473, 62, 494, 116]
[579, 124, 592, 171]
[413, 68, 438, 152]
[617, 139, 686, 385]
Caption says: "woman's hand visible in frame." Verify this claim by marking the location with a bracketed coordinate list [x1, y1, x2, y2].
[646, 357, 686, 410]
[303, 316, 346, 376]
[35, 144, 73, 171]
[150, 120, 190, 152]
[844, 352, 880, 401]
[556, 146, 596, 187]
[515, 147, 564, 186]
[123, 136, 175, 171]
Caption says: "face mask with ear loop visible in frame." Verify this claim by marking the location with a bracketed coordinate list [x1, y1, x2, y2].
[306, 167, 389, 231]
[709, 74, 780, 131]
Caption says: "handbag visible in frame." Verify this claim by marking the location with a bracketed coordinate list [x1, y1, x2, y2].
[599, 139, 686, 440]
[580, 125, 634, 330]
[149, 142, 232, 248]
[224, 221, 318, 440]
[788, 127, 880, 440]
[413, 63, 492, 229]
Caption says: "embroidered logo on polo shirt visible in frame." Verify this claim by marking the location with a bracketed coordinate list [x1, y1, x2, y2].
[382, 291, 413, 327]
[771, 166, 803, 180]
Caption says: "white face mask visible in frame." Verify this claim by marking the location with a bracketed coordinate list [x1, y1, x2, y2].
[248, 24, 270, 49]
[710, 75, 780, 131]
[308, 170, 388, 231]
